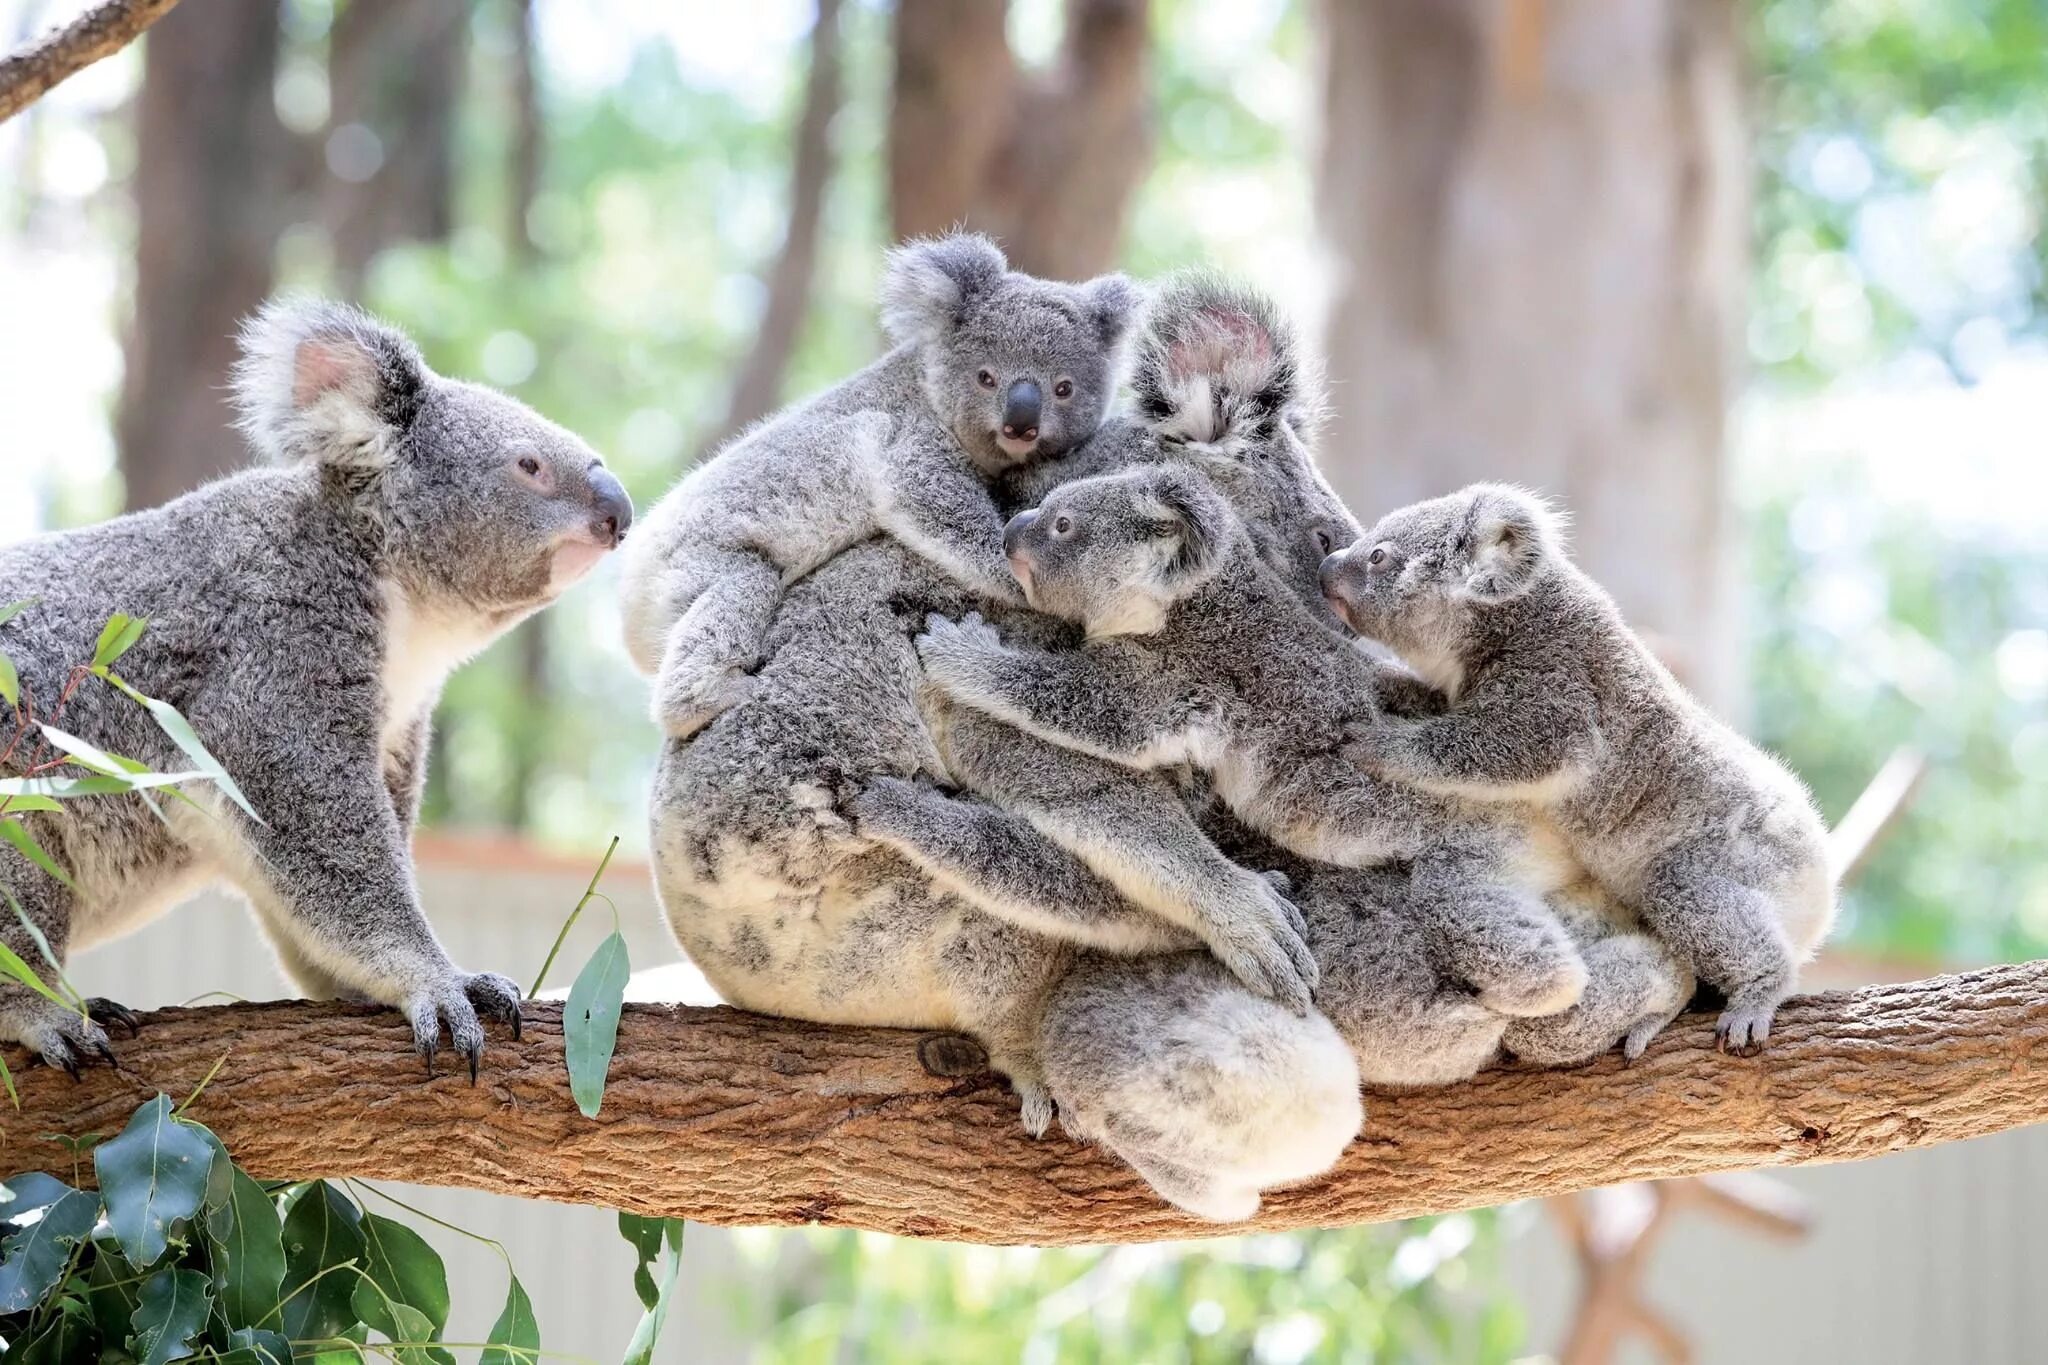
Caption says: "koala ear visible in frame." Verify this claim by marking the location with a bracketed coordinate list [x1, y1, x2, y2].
[232, 297, 426, 470]
[1079, 273, 1146, 349]
[1459, 484, 1561, 602]
[879, 232, 1009, 348]
[1133, 271, 1324, 446]
[1142, 469, 1233, 587]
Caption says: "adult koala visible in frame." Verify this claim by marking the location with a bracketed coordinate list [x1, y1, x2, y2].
[647, 275, 1368, 1196]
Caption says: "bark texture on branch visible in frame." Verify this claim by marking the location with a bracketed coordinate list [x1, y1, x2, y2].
[5, 963, 2046, 1245]
[0, 0, 181, 123]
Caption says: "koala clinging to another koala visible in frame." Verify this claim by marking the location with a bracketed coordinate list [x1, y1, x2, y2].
[617, 232, 1142, 738]
[914, 464, 1593, 1022]
[1322, 483, 1836, 1053]
[0, 299, 630, 1076]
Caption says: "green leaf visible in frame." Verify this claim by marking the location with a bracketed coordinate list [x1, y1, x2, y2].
[617, 1212, 665, 1309]
[85, 1237, 143, 1349]
[199, 1134, 285, 1330]
[0, 1171, 72, 1222]
[620, 1219, 686, 1365]
[133, 694, 262, 823]
[218, 1326, 294, 1365]
[0, 939, 68, 1010]
[130, 1265, 213, 1365]
[10, 1292, 100, 1364]
[4, 885, 75, 997]
[352, 1211, 453, 1364]
[0, 1187, 100, 1312]
[0, 1052, 15, 1110]
[0, 794, 62, 812]
[93, 613, 147, 669]
[1, 817, 76, 890]
[37, 724, 150, 777]
[277, 1181, 365, 1344]
[94, 1094, 217, 1268]
[0, 599, 35, 628]
[0, 771, 206, 801]
[0, 648, 17, 710]
[564, 930, 630, 1118]
[477, 1270, 540, 1365]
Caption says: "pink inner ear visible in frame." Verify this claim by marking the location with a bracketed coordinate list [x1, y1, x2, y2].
[1167, 308, 1274, 381]
[291, 337, 369, 409]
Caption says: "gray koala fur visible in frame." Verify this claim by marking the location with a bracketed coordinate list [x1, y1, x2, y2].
[616, 233, 1142, 739]
[0, 299, 630, 1076]
[912, 462, 1596, 1023]
[1322, 483, 1836, 1052]
[646, 276, 1373, 1205]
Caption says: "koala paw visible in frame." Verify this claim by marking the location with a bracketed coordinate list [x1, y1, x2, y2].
[1203, 871, 1319, 1014]
[1015, 1080, 1056, 1140]
[407, 970, 524, 1083]
[1715, 998, 1777, 1057]
[87, 996, 143, 1038]
[843, 774, 931, 843]
[653, 665, 758, 740]
[1339, 719, 1394, 771]
[914, 611, 1004, 680]
[1622, 1014, 1673, 1063]
[10, 1000, 121, 1077]
[916, 1031, 989, 1078]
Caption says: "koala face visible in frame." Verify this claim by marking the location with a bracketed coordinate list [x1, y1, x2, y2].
[234, 299, 632, 615]
[1319, 483, 1559, 674]
[1002, 467, 1234, 638]
[880, 234, 1143, 477]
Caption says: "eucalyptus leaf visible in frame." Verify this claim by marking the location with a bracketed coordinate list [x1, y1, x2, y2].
[132, 694, 263, 822]
[477, 1270, 540, 1365]
[130, 1265, 213, 1365]
[617, 1211, 665, 1309]
[37, 724, 149, 777]
[0, 771, 206, 801]
[0, 1187, 100, 1312]
[10, 1292, 99, 1364]
[94, 1093, 217, 1268]
[0, 939, 69, 1009]
[0, 648, 17, 710]
[564, 930, 630, 1118]
[0, 599, 34, 627]
[220, 1326, 294, 1365]
[353, 1210, 453, 1363]
[0, 1171, 72, 1222]
[199, 1134, 285, 1329]
[1, 817, 76, 890]
[0, 794, 62, 812]
[85, 1237, 142, 1347]
[277, 1180, 366, 1343]
[93, 613, 147, 669]
[620, 1218, 686, 1365]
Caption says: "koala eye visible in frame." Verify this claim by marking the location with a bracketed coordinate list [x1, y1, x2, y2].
[1368, 546, 1389, 567]
[977, 369, 998, 390]
[1315, 529, 1334, 555]
[1052, 515, 1074, 537]
[1053, 379, 1074, 401]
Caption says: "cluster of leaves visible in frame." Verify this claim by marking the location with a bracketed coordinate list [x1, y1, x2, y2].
[0, 1092, 539, 1363]
[0, 605, 259, 1105]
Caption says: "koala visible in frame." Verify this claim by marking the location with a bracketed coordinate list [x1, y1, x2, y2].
[0, 299, 630, 1076]
[1321, 483, 1836, 1052]
[912, 464, 1593, 1022]
[616, 232, 1142, 738]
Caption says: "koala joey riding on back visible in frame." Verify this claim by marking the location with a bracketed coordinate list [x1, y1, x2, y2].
[617, 232, 1142, 738]
[914, 464, 1594, 1023]
[1321, 483, 1837, 1053]
[0, 299, 629, 1076]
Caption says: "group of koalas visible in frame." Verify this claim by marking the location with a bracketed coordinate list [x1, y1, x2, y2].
[0, 234, 1835, 1222]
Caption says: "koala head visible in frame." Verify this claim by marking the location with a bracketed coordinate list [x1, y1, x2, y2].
[879, 233, 1144, 476]
[232, 298, 633, 618]
[1319, 483, 1564, 677]
[1127, 272, 1360, 625]
[1001, 465, 1238, 638]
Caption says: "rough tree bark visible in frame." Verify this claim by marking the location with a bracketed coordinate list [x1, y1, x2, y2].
[115, 0, 284, 511]
[0, 0, 182, 123]
[889, 0, 1152, 281]
[1313, 0, 1747, 708]
[6, 963, 2045, 1245]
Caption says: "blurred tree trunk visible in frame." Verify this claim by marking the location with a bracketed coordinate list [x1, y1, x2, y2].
[115, 0, 284, 511]
[323, 0, 466, 293]
[889, 0, 1151, 281]
[1313, 0, 1747, 710]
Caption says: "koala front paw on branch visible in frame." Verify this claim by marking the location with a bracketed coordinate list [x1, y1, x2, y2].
[0, 300, 630, 1079]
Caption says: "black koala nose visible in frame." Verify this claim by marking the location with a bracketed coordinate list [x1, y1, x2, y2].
[1003, 509, 1040, 555]
[1318, 551, 1344, 593]
[590, 466, 634, 546]
[1001, 379, 1042, 442]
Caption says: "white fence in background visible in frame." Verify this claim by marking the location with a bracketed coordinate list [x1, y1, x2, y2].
[50, 835, 2048, 1363]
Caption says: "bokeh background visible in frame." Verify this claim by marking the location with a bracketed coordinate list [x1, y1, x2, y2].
[3, 0, 2046, 1360]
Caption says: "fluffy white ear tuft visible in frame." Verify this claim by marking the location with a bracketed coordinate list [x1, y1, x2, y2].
[1459, 483, 1564, 602]
[232, 297, 426, 470]
[878, 232, 1009, 349]
[1134, 271, 1322, 447]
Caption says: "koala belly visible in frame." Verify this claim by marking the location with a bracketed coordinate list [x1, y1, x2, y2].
[55, 793, 232, 955]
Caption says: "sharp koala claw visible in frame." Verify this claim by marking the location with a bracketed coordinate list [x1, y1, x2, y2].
[87, 997, 143, 1037]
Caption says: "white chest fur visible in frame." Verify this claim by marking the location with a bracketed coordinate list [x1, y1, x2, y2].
[378, 580, 504, 754]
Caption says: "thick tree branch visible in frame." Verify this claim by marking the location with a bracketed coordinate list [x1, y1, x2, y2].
[0, 0, 181, 123]
[5, 962, 2046, 1245]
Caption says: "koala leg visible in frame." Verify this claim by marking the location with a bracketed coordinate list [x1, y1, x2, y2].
[649, 546, 783, 739]
[935, 707, 1319, 1012]
[1640, 846, 1796, 1056]
[226, 775, 523, 1078]
[0, 845, 121, 1073]
[1411, 843, 1588, 1018]
[1501, 931, 1694, 1067]
[851, 774, 1200, 956]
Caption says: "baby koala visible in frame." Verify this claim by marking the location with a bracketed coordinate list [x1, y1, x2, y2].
[1321, 483, 1837, 1053]
[618, 232, 1142, 737]
[915, 465, 1590, 1020]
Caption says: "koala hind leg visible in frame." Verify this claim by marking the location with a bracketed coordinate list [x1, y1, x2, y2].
[1639, 846, 1794, 1056]
[650, 546, 783, 739]
[1502, 931, 1694, 1066]
[1412, 844, 1587, 1018]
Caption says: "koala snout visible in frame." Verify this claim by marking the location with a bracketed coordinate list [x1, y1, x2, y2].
[1001, 379, 1042, 443]
[588, 467, 634, 546]
[1003, 509, 1040, 556]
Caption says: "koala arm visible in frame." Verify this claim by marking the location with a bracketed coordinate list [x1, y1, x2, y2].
[1345, 673, 1600, 800]
[870, 429, 1026, 607]
[916, 614, 1177, 769]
